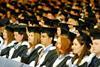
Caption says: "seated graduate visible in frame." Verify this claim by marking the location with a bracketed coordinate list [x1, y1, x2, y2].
[66, 31, 95, 67]
[0, 18, 9, 49]
[89, 28, 100, 67]
[7, 24, 29, 62]
[0, 25, 16, 58]
[52, 29, 76, 67]
[21, 26, 44, 64]
[0, 25, 14, 51]
[34, 27, 58, 67]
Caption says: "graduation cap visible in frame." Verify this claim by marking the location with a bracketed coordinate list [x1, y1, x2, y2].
[71, 9, 80, 14]
[68, 13, 80, 21]
[58, 23, 69, 31]
[28, 26, 40, 33]
[67, 0, 74, 3]
[78, 31, 92, 48]
[60, 28, 76, 41]
[5, 25, 14, 32]
[75, 20, 86, 31]
[0, 2, 7, 8]
[13, 25, 26, 32]
[17, 3, 25, 11]
[67, 31, 76, 41]
[90, 28, 100, 39]
[0, 18, 9, 27]
[0, 8, 6, 14]
[10, 10, 18, 18]
[40, 27, 57, 37]
[45, 19, 60, 27]
[65, 4, 72, 12]
[52, 8, 59, 14]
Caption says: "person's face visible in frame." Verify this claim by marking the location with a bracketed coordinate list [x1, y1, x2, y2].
[28, 32, 34, 43]
[57, 27, 61, 36]
[56, 37, 62, 52]
[56, 37, 66, 54]
[67, 18, 78, 26]
[14, 32, 23, 42]
[72, 38, 83, 54]
[3, 29, 8, 40]
[11, 17, 16, 22]
[41, 33, 51, 46]
[92, 39, 100, 55]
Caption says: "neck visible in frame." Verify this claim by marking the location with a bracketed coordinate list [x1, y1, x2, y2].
[29, 43, 35, 48]
[96, 53, 100, 58]
[4, 40, 8, 45]
[77, 51, 81, 57]
[45, 42, 52, 47]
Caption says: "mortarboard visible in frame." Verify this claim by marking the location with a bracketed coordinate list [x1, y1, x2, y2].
[52, 8, 59, 14]
[60, 28, 76, 41]
[5, 25, 14, 32]
[90, 28, 100, 39]
[40, 27, 57, 37]
[78, 31, 92, 48]
[13, 25, 26, 33]
[45, 19, 60, 27]
[0, 8, 6, 14]
[28, 26, 40, 33]
[58, 23, 69, 31]
[71, 9, 80, 14]
[0, 18, 9, 27]
[68, 13, 80, 21]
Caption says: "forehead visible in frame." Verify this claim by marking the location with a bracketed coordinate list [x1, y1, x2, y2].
[28, 32, 34, 34]
[14, 31, 18, 34]
[41, 33, 48, 36]
[73, 38, 80, 45]
[93, 39, 100, 42]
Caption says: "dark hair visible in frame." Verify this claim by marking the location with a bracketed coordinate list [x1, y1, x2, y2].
[73, 32, 92, 65]
[18, 31, 28, 41]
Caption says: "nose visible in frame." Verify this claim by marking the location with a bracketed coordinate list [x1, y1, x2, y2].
[56, 44, 61, 49]
[71, 45, 74, 50]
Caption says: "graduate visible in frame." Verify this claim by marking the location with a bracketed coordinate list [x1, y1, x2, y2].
[66, 31, 95, 67]
[7, 24, 29, 62]
[22, 26, 44, 65]
[89, 28, 100, 67]
[35, 27, 58, 67]
[52, 29, 76, 67]
[0, 25, 14, 51]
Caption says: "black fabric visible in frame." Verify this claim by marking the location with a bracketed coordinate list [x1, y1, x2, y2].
[57, 56, 71, 67]
[0, 46, 12, 58]
[0, 42, 18, 58]
[89, 56, 100, 67]
[11, 45, 28, 59]
[21, 46, 43, 64]
[40, 49, 58, 67]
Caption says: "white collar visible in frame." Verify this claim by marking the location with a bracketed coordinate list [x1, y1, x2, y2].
[44, 44, 55, 53]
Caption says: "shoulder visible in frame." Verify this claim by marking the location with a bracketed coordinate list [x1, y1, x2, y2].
[8, 40, 17, 46]
[21, 41, 30, 48]
[79, 53, 95, 66]
[35, 44, 45, 49]
[49, 46, 56, 51]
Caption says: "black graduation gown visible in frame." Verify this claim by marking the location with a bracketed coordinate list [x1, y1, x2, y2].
[21, 46, 43, 64]
[0, 42, 17, 58]
[0, 46, 13, 58]
[56, 56, 72, 67]
[39, 49, 58, 67]
[11, 45, 28, 59]
[89, 56, 100, 67]
[66, 53, 95, 67]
